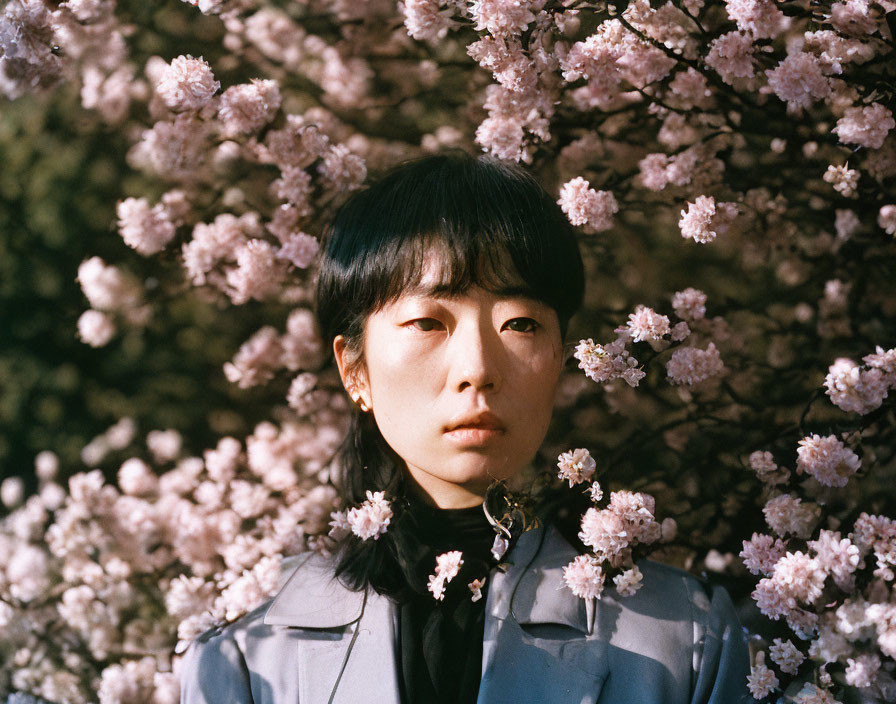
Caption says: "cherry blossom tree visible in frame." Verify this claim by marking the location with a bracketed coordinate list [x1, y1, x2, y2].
[2, 0, 895, 701]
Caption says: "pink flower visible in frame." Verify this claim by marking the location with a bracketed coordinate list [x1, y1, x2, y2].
[808, 530, 860, 590]
[823, 164, 859, 197]
[557, 448, 596, 487]
[665, 343, 725, 385]
[557, 177, 618, 231]
[77, 257, 142, 312]
[0, 476, 23, 508]
[156, 55, 219, 111]
[402, 0, 454, 42]
[328, 509, 352, 541]
[671, 288, 706, 321]
[468, 577, 486, 602]
[613, 565, 643, 596]
[578, 507, 630, 563]
[670, 321, 690, 342]
[475, 115, 528, 162]
[748, 450, 789, 485]
[845, 653, 881, 688]
[765, 52, 831, 114]
[265, 117, 331, 169]
[559, 21, 626, 84]
[118, 458, 157, 496]
[146, 429, 182, 464]
[725, 0, 789, 39]
[609, 490, 659, 544]
[740, 533, 787, 576]
[223, 326, 284, 389]
[277, 233, 319, 269]
[705, 31, 755, 84]
[428, 550, 463, 600]
[318, 144, 366, 192]
[832, 103, 895, 149]
[626, 305, 671, 342]
[77, 309, 116, 348]
[679, 196, 737, 244]
[747, 653, 779, 698]
[863, 346, 896, 374]
[574, 338, 641, 386]
[563, 554, 605, 599]
[470, 0, 537, 36]
[830, 0, 881, 37]
[217, 79, 281, 136]
[763, 494, 820, 539]
[878, 205, 896, 235]
[834, 209, 860, 241]
[796, 434, 860, 488]
[225, 239, 289, 304]
[768, 637, 804, 675]
[131, 114, 210, 181]
[824, 357, 889, 415]
[287, 372, 320, 414]
[116, 197, 177, 255]
[271, 167, 313, 211]
[434, 550, 463, 580]
[793, 683, 839, 704]
[668, 69, 712, 109]
[774, 551, 826, 605]
[346, 490, 393, 541]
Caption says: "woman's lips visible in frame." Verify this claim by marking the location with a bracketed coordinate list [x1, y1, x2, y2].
[443, 424, 505, 446]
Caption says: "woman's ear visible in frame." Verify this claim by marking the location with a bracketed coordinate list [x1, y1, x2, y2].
[333, 335, 371, 409]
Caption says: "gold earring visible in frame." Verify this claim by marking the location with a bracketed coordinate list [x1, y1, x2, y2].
[349, 387, 370, 413]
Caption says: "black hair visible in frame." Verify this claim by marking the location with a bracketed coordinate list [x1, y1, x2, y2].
[313, 151, 585, 591]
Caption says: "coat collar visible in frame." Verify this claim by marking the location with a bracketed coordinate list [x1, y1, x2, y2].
[263, 523, 591, 634]
[263, 552, 365, 628]
[490, 522, 593, 635]
[262, 525, 604, 704]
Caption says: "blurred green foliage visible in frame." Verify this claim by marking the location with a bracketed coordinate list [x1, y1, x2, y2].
[0, 88, 283, 492]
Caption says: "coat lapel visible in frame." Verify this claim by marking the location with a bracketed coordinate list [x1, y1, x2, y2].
[263, 529, 609, 704]
[263, 553, 401, 704]
[477, 525, 609, 704]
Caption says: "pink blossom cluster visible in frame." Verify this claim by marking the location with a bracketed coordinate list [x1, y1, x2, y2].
[329, 490, 393, 542]
[748, 450, 790, 486]
[75, 257, 148, 347]
[745, 479, 896, 699]
[6, 0, 896, 700]
[557, 177, 618, 232]
[223, 309, 326, 389]
[626, 305, 671, 343]
[665, 343, 725, 386]
[556, 447, 596, 487]
[564, 489, 662, 600]
[825, 351, 896, 415]
[1, 410, 346, 701]
[574, 334, 646, 388]
[427, 550, 463, 600]
[795, 434, 861, 488]
[678, 196, 738, 244]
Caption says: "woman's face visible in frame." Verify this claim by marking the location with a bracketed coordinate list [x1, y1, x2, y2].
[334, 252, 565, 508]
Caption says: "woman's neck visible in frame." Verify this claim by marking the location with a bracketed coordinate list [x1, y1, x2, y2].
[404, 471, 487, 509]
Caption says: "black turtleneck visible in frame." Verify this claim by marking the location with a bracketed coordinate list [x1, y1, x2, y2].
[388, 500, 499, 704]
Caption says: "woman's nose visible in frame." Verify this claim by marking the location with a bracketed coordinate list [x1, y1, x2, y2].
[447, 320, 502, 393]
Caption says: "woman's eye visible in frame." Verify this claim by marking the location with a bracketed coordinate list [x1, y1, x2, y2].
[408, 318, 443, 332]
[504, 318, 538, 333]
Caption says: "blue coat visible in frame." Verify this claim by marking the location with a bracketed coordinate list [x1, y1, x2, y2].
[181, 524, 752, 703]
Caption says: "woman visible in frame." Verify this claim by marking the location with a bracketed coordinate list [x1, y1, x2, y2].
[180, 153, 751, 703]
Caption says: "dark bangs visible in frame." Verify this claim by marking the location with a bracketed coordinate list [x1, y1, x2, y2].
[315, 152, 585, 345]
